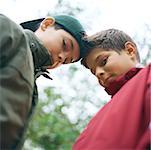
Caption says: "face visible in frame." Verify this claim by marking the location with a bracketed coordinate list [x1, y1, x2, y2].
[35, 17, 80, 69]
[85, 48, 137, 88]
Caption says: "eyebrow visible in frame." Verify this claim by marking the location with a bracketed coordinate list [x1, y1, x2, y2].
[62, 38, 66, 51]
[95, 55, 102, 63]
[95, 54, 107, 64]
[71, 40, 74, 50]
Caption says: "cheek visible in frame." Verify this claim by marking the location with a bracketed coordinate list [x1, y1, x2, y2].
[45, 35, 61, 52]
[47, 42, 61, 55]
[108, 61, 131, 76]
[105, 58, 126, 75]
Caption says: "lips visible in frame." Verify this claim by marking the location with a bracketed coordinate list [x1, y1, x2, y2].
[105, 76, 117, 87]
[104, 76, 111, 84]
[48, 61, 61, 69]
[98, 76, 113, 87]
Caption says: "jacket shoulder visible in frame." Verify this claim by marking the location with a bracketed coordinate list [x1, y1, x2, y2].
[0, 14, 29, 67]
[0, 14, 24, 33]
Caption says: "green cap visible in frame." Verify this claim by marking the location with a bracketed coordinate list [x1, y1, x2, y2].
[20, 15, 88, 61]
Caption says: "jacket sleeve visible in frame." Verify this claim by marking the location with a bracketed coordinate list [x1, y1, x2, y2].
[0, 14, 34, 149]
[138, 64, 151, 149]
[144, 64, 151, 148]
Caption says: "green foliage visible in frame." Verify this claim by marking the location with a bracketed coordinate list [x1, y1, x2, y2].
[25, 88, 80, 150]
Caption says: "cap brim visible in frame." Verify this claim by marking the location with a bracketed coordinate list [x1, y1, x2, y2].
[20, 18, 44, 32]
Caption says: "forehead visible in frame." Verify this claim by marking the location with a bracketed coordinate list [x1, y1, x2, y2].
[85, 48, 108, 69]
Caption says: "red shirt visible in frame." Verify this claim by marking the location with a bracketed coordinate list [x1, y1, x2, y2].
[73, 64, 151, 150]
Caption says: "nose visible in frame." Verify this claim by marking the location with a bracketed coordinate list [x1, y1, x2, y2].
[59, 51, 72, 64]
[58, 52, 66, 64]
[95, 66, 105, 79]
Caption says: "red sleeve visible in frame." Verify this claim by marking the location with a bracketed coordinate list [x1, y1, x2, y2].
[136, 64, 151, 149]
[144, 64, 151, 124]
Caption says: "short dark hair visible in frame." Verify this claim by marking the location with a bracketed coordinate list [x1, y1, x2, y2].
[54, 23, 64, 30]
[81, 29, 140, 67]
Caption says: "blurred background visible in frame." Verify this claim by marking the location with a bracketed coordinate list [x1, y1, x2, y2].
[0, 0, 151, 149]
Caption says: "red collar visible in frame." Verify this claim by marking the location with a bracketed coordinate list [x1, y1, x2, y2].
[105, 67, 142, 96]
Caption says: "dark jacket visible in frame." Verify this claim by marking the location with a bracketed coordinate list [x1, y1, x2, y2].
[0, 14, 52, 149]
[73, 64, 151, 150]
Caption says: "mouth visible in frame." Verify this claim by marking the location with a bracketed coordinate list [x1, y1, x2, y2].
[105, 76, 111, 83]
[100, 76, 112, 87]
[105, 76, 116, 86]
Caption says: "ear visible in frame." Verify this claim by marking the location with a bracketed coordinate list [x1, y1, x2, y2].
[124, 41, 136, 58]
[40, 17, 55, 31]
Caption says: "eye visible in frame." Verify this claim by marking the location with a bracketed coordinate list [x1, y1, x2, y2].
[63, 39, 66, 50]
[98, 56, 108, 66]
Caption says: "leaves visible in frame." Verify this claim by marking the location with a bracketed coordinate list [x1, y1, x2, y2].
[24, 88, 80, 150]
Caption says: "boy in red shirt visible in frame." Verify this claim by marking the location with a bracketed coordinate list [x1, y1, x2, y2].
[73, 29, 150, 149]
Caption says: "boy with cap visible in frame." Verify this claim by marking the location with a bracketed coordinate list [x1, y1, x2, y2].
[0, 14, 87, 149]
[73, 29, 150, 149]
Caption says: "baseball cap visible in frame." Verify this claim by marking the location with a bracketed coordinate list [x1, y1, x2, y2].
[20, 15, 88, 61]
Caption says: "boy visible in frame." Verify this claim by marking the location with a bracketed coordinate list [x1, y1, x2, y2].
[73, 29, 150, 149]
[0, 14, 87, 149]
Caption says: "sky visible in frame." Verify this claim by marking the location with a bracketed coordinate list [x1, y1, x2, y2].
[1, 0, 150, 63]
[1, 0, 151, 34]
[0, 0, 151, 115]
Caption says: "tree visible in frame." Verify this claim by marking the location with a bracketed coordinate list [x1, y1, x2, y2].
[24, 64, 108, 150]
[24, 88, 80, 150]
[135, 24, 151, 65]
